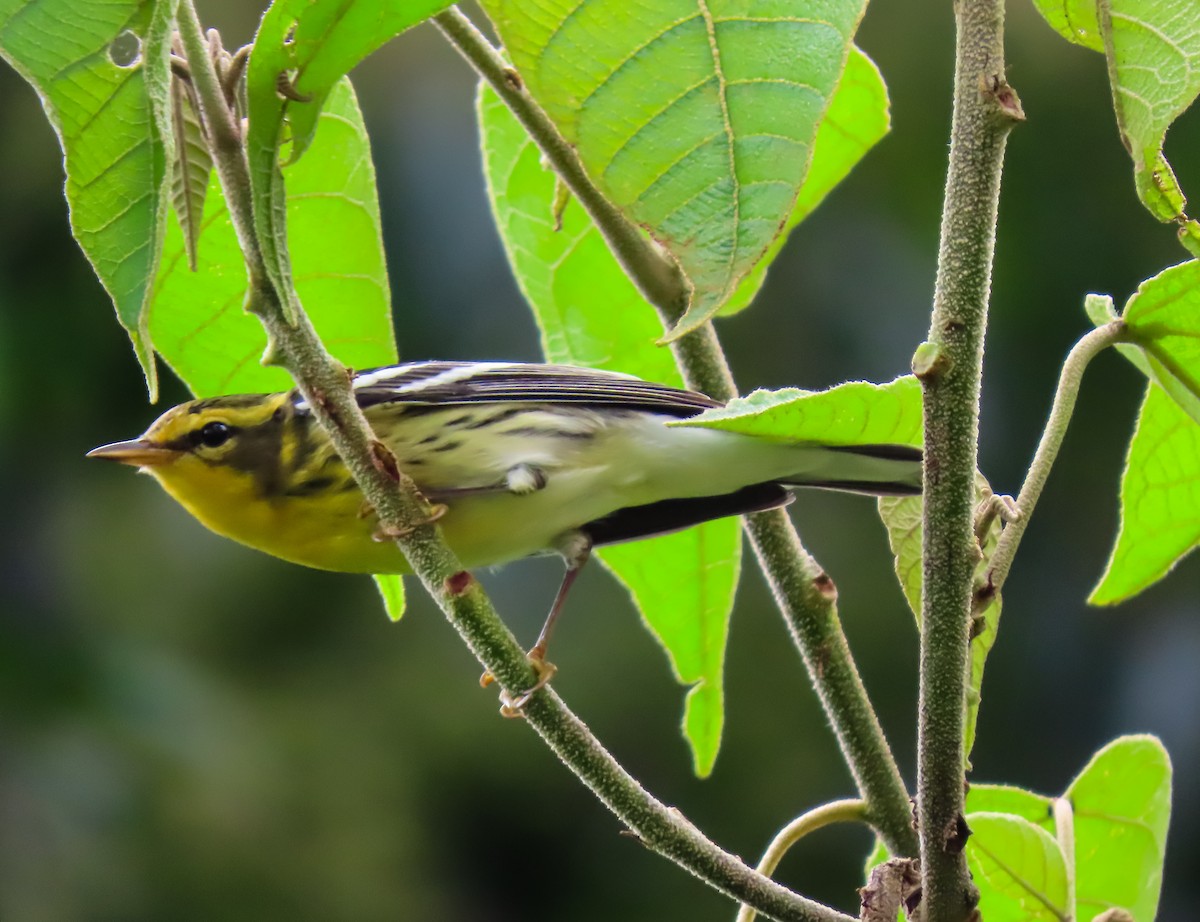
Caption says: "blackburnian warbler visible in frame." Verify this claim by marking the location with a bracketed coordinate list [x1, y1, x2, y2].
[89, 362, 921, 661]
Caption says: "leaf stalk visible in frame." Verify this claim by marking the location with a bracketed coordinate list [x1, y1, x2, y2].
[736, 800, 869, 922]
[986, 321, 1128, 592]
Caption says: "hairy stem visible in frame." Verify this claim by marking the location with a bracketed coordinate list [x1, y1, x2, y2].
[917, 0, 1022, 918]
[437, 4, 917, 858]
[742, 509, 916, 857]
[986, 321, 1128, 592]
[736, 800, 869, 922]
[177, 4, 848, 918]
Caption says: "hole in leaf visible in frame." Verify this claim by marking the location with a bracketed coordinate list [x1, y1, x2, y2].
[109, 30, 142, 68]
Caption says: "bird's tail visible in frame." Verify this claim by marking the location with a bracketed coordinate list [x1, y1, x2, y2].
[777, 443, 923, 496]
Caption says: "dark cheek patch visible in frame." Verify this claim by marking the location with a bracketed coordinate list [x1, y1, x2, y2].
[224, 421, 286, 497]
[284, 476, 337, 497]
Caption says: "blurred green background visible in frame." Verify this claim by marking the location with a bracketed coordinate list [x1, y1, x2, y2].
[2, 2, 1197, 919]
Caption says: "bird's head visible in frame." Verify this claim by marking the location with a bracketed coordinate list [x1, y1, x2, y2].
[88, 392, 297, 509]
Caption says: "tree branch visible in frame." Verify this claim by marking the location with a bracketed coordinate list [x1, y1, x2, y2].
[176, 3, 848, 919]
[436, 4, 918, 859]
[916, 0, 1023, 918]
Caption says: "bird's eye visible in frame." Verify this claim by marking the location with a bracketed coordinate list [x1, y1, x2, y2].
[197, 421, 232, 448]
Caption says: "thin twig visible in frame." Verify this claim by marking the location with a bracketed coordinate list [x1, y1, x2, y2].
[435, 4, 918, 859]
[737, 800, 869, 922]
[916, 0, 1023, 919]
[986, 321, 1127, 592]
[175, 3, 849, 918]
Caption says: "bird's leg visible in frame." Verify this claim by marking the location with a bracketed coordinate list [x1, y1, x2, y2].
[529, 532, 591, 663]
[493, 532, 592, 717]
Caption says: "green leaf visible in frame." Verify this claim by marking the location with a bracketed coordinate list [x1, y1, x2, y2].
[877, 493, 921, 620]
[966, 784, 1053, 823]
[663, 375, 923, 771]
[1098, 0, 1200, 235]
[866, 785, 1058, 922]
[150, 77, 396, 396]
[1086, 291, 1188, 418]
[867, 739, 1171, 922]
[599, 525, 740, 776]
[479, 0, 869, 338]
[965, 813, 1070, 922]
[1066, 735, 1171, 922]
[249, 0, 452, 165]
[1030, 0, 1103, 50]
[373, 574, 407, 622]
[877, 474, 1002, 765]
[1035, 0, 1200, 244]
[1118, 259, 1200, 425]
[721, 45, 889, 315]
[169, 75, 213, 271]
[1090, 382, 1200, 605]
[672, 375, 922, 447]
[245, 0, 451, 322]
[1087, 265, 1200, 603]
[0, 0, 179, 396]
[478, 81, 740, 776]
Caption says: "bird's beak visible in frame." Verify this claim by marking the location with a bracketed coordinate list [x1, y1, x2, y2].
[86, 439, 182, 467]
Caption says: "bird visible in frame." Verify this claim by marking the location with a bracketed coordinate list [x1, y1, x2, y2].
[89, 361, 922, 669]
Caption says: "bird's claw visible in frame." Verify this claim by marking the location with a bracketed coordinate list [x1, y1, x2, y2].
[370, 503, 448, 542]
[496, 656, 558, 718]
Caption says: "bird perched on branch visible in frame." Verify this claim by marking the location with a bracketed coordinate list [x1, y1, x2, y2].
[90, 361, 921, 669]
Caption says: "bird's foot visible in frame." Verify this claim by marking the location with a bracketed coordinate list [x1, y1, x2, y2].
[480, 654, 558, 718]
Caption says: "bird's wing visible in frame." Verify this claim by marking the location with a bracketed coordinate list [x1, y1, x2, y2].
[341, 361, 721, 418]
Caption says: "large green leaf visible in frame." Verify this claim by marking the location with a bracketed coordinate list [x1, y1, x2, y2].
[478, 82, 739, 775]
[672, 375, 922, 446]
[1031, 0, 1200, 251]
[1099, 0, 1200, 248]
[1065, 735, 1171, 922]
[0, 0, 178, 395]
[149, 77, 396, 397]
[720, 45, 889, 316]
[1085, 263, 1200, 604]
[1090, 382, 1200, 605]
[878, 473, 1001, 766]
[598, 526, 740, 776]
[479, 0, 868, 338]
[245, 0, 451, 322]
[1084, 262, 1200, 605]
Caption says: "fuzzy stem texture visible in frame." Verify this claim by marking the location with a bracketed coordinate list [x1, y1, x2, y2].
[436, 4, 918, 859]
[917, 0, 1022, 919]
[176, 4, 848, 919]
[736, 800, 869, 922]
[986, 321, 1127, 592]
